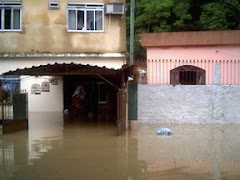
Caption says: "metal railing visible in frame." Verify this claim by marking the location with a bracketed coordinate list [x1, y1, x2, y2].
[147, 59, 240, 85]
[0, 93, 28, 121]
[0, 102, 14, 121]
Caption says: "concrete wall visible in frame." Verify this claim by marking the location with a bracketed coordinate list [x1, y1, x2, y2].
[0, 0, 126, 53]
[141, 30, 240, 47]
[21, 76, 63, 112]
[138, 84, 240, 124]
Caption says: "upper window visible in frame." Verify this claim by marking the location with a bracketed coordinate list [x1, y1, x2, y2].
[0, 2, 22, 31]
[67, 3, 104, 32]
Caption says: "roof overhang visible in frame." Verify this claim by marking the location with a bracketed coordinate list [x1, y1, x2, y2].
[141, 30, 240, 47]
[2, 63, 128, 76]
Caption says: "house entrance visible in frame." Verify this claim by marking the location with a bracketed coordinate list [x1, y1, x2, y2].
[2, 63, 128, 135]
[64, 76, 117, 124]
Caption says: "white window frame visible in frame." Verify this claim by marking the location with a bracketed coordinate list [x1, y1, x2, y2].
[0, 2, 22, 32]
[67, 2, 104, 33]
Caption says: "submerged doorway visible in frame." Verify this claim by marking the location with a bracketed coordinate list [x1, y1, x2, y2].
[3, 63, 128, 135]
[64, 76, 118, 125]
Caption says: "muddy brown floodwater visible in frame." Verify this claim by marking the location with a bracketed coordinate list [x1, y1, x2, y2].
[1, 112, 240, 180]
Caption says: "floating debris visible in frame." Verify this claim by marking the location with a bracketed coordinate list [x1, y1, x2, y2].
[156, 128, 173, 136]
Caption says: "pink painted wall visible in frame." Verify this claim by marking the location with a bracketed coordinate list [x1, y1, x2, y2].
[147, 45, 240, 85]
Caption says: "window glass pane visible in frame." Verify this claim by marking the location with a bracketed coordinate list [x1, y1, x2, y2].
[4, 9, 11, 29]
[67, 4, 104, 32]
[95, 11, 103, 30]
[77, 10, 84, 30]
[13, 9, 20, 29]
[0, 9, 2, 29]
[68, 10, 76, 30]
[87, 11, 94, 30]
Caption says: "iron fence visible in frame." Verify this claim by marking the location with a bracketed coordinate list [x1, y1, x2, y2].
[0, 102, 13, 120]
[147, 59, 240, 85]
[0, 93, 28, 122]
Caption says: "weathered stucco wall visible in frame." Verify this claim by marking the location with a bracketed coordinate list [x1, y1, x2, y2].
[0, 0, 126, 53]
[138, 85, 240, 124]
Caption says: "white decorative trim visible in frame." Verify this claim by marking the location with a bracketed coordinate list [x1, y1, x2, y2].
[0, 53, 126, 58]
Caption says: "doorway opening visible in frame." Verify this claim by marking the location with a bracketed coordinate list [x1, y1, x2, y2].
[179, 71, 197, 85]
[64, 76, 118, 125]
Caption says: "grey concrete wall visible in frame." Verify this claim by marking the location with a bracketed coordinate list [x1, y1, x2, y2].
[138, 85, 240, 124]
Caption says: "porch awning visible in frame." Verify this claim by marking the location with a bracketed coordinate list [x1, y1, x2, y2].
[2, 63, 127, 76]
[2, 63, 129, 90]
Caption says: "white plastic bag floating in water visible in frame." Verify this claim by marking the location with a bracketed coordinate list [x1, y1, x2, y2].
[156, 128, 173, 136]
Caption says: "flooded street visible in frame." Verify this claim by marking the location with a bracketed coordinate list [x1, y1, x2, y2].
[1, 113, 240, 180]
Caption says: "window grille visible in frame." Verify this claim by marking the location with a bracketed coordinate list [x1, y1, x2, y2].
[170, 65, 206, 85]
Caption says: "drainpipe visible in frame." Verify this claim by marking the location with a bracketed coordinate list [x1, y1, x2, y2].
[130, 0, 135, 66]
[128, 0, 138, 129]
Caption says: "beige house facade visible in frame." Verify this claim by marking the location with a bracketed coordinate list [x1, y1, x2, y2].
[0, 0, 127, 124]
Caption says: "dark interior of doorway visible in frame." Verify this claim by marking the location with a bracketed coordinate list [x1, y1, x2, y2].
[180, 71, 197, 85]
[63, 76, 117, 125]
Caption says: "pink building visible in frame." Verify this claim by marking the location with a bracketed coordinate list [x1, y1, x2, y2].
[141, 30, 240, 85]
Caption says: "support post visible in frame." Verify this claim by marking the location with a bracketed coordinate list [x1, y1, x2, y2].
[130, 0, 135, 66]
[128, 82, 138, 129]
[128, 0, 138, 129]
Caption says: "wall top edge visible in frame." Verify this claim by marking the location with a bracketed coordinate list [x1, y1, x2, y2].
[141, 30, 240, 47]
[146, 59, 240, 61]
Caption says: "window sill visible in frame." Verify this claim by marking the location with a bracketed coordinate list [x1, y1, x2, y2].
[67, 30, 104, 33]
[0, 29, 22, 32]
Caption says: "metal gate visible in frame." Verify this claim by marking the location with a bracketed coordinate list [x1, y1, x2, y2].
[117, 89, 126, 136]
[13, 93, 28, 120]
[0, 93, 28, 134]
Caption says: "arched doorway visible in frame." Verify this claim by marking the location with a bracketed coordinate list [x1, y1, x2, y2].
[170, 65, 205, 85]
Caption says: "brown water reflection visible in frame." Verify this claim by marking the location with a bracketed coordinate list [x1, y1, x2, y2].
[0, 112, 240, 180]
